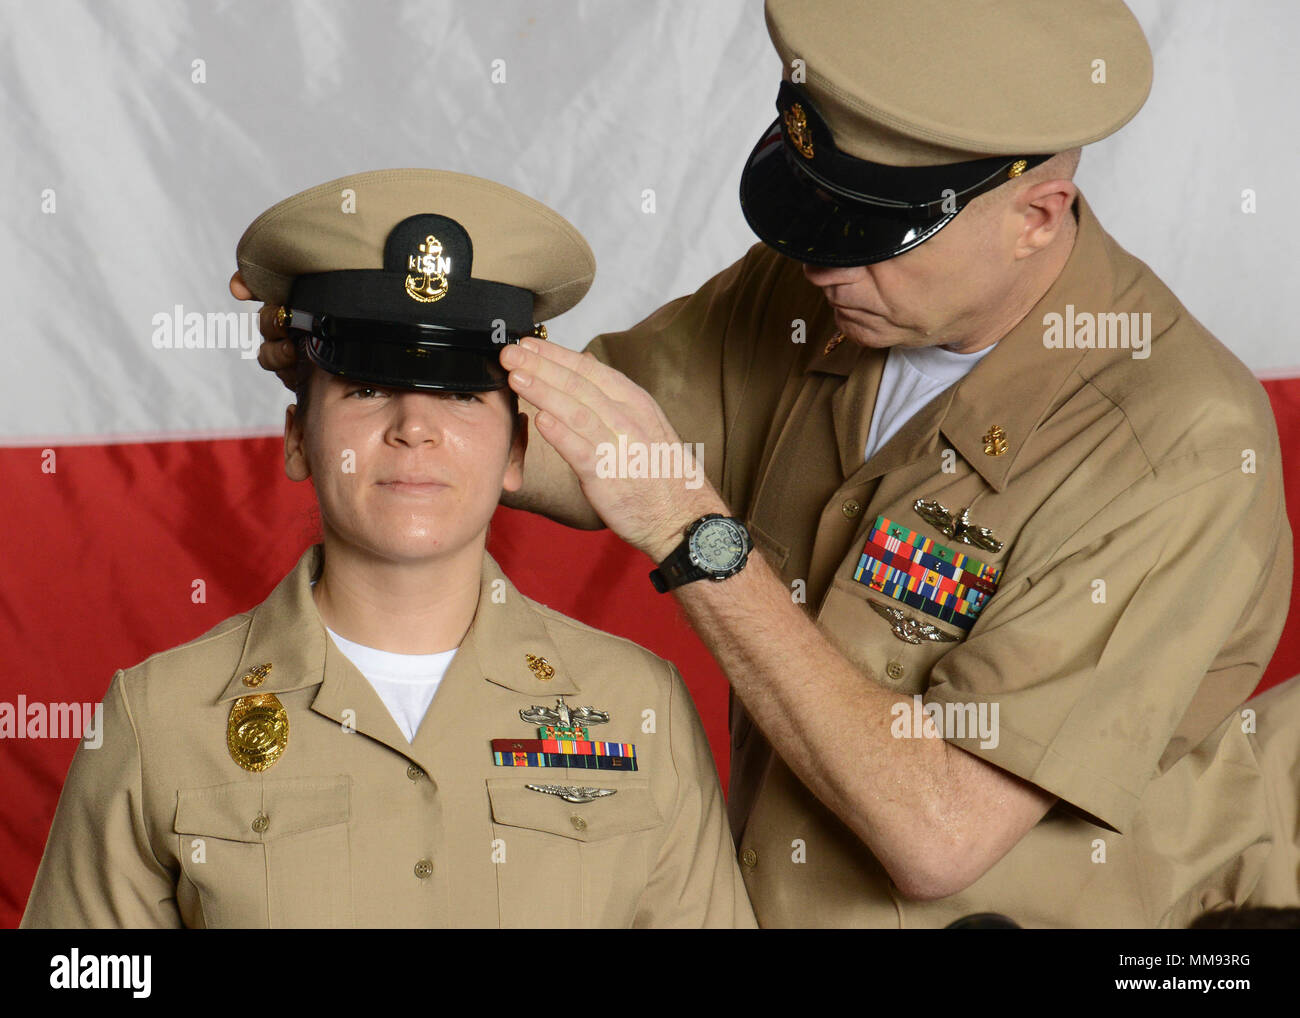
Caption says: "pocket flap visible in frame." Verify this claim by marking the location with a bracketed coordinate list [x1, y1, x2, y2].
[487, 777, 662, 842]
[174, 776, 350, 842]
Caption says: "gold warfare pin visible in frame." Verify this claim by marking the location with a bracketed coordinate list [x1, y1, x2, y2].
[228, 692, 289, 772]
[913, 498, 1003, 553]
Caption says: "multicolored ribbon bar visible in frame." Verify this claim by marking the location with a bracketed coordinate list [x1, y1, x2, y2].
[853, 515, 1003, 632]
[491, 738, 638, 770]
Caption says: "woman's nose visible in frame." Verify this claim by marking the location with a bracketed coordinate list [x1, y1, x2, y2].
[387, 393, 444, 445]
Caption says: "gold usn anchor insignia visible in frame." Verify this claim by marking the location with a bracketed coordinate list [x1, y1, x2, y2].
[404, 234, 450, 304]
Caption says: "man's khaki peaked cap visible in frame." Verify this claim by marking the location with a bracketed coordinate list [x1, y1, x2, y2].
[235, 168, 596, 321]
[766, 0, 1154, 166]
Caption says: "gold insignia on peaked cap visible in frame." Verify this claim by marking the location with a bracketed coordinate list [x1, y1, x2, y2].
[404, 234, 451, 303]
[764, 0, 1153, 166]
[235, 169, 596, 322]
[783, 103, 815, 158]
[227, 693, 289, 772]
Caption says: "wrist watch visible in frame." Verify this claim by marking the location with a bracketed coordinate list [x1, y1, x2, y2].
[649, 514, 752, 593]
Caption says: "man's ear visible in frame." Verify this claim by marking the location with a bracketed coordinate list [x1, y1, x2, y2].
[1012, 177, 1078, 260]
[284, 404, 311, 482]
[501, 411, 529, 493]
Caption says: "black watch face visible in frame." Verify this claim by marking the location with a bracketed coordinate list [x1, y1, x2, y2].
[689, 518, 748, 573]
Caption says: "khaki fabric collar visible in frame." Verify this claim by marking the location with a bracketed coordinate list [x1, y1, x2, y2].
[217, 545, 579, 705]
[803, 193, 1120, 490]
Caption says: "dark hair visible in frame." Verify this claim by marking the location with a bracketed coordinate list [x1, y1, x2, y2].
[291, 340, 521, 433]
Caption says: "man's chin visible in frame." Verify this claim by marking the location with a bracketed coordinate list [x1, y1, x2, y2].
[836, 319, 911, 350]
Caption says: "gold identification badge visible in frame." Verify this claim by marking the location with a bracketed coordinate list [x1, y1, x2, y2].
[227, 693, 290, 772]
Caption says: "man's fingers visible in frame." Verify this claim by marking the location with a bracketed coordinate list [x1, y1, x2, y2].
[531, 409, 600, 478]
[257, 338, 299, 391]
[228, 271, 254, 301]
[256, 337, 296, 370]
[513, 337, 634, 399]
[258, 303, 289, 339]
[506, 363, 614, 450]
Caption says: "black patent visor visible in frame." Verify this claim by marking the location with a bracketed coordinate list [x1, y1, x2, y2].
[739, 82, 1051, 266]
[740, 120, 960, 267]
[291, 313, 519, 392]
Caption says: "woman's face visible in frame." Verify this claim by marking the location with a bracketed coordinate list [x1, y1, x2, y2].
[284, 369, 526, 566]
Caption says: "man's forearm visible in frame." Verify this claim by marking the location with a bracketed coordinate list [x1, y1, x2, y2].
[672, 538, 1053, 899]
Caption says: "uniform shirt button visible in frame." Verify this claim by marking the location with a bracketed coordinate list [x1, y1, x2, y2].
[413, 859, 434, 879]
[250, 812, 269, 834]
[406, 763, 425, 781]
[741, 848, 758, 868]
[886, 661, 905, 681]
[841, 499, 862, 519]
[570, 815, 588, 832]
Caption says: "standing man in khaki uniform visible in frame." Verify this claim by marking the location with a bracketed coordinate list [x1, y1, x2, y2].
[21, 170, 755, 929]
[248, 3, 1296, 926]
[494, 1, 1295, 927]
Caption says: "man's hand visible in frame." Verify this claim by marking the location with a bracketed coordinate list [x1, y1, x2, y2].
[501, 337, 725, 561]
[229, 271, 297, 391]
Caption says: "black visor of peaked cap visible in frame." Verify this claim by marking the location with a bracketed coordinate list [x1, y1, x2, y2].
[740, 82, 1052, 267]
[287, 213, 535, 391]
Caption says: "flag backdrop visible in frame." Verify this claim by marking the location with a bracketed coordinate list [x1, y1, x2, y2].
[2, 1, 1297, 928]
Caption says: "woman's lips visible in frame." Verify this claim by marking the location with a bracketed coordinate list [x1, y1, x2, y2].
[378, 480, 448, 496]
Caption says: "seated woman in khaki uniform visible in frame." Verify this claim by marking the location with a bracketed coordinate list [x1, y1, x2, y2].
[21, 169, 755, 929]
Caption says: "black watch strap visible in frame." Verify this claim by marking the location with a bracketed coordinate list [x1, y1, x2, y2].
[649, 542, 702, 594]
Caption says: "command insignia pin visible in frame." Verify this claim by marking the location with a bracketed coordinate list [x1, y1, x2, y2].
[241, 662, 273, 688]
[227, 693, 289, 772]
[524, 653, 555, 681]
[866, 598, 959, 645]
[525, 784, 617, 804]
[824, 330, 844, 355]
[982, 424, 1008, 456]
[913, 498, 1003, 553]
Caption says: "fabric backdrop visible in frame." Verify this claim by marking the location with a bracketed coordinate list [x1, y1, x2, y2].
[2, 0, 1297, 928]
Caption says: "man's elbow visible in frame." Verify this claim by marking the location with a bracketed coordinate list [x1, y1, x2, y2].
[882, 825, 999, 902]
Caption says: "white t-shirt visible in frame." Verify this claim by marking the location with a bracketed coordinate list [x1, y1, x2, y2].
[325, 626, 456, 742]
[863, 341, 998, 463]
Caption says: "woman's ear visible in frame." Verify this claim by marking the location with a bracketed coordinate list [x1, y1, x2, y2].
[501, 410, 529, 493]
[284, 404, 311, 482]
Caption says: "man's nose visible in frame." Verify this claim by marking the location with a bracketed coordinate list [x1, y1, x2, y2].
[802, 261, 866, 287]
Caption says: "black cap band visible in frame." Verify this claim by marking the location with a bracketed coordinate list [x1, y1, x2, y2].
[289, 271, 533, 332]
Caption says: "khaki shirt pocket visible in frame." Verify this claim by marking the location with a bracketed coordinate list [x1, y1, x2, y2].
[747, 520, 790, 573]
[820, 575, 967, 695]
[174, 776, 353, 928]
[486, 777, 663, 927]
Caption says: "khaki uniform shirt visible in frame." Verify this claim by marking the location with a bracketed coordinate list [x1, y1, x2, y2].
[21, 547, 756, 928]
[585, 195, 1294, 927]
